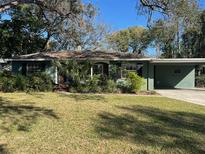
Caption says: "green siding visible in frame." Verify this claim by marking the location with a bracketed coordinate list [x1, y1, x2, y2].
[154, 65, 195, 89]
[12, 61, 57, 83]
[45, 64, 58, 84]
[12, 60, 196, 91]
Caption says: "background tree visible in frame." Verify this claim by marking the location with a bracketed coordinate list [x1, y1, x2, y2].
[138, 0, 203, 58]
[181, 10, 205, 58]
[107, 29, 129, 52]
[0, 0, 107, 58]
[147, 20, 178, 58]
[0, 5, 47, 57]
[107, 26, 149, 54]
[53, 3, 108, 51]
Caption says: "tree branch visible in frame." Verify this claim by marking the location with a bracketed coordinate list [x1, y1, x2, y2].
[0, 0, 44, 12]
[139, 0, 169, 12]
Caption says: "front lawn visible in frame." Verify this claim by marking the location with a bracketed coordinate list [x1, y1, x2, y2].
[0, 93, 204, 154]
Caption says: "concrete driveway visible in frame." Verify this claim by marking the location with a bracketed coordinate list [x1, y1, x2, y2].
[155, 89, 205, 106]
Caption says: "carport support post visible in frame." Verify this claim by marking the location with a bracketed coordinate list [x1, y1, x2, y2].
[148, 63, 154, 91]
[54, 66, 58, 84]
[90, 66, 93, 78]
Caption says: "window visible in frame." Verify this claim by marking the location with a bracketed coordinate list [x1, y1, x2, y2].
[121, 63, 143, 78]
[121, 63, 137, 78]
[93, 63, 104, 75]
[27, 63, 42, 74]
[136, 63, 143, 77]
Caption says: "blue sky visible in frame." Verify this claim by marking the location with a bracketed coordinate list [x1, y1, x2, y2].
[84, 0, 147, 31]
[84, 0, 205, 31]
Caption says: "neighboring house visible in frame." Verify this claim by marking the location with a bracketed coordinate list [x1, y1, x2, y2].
[10, 51, 205, 90]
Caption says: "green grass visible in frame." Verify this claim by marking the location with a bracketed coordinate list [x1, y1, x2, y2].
[0, 93, 204, 154]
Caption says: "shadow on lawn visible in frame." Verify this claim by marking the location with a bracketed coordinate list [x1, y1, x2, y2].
[0, 144, 8, 154]
[95, 105, 205, 153]
[60, 93, 106, 102]
[0, 97, 58, 132]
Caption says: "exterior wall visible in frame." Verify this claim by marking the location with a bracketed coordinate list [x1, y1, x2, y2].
[45, 64, 58, 84]
[11, 60, 196, 91]
[154, 64, 195, 89]
[12, 61, 58, 84]
[109, 61, 149, 91]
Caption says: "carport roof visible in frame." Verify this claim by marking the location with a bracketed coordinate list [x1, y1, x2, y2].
[150, 58, 205, 64]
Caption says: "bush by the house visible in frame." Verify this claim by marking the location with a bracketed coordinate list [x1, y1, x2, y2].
[69, 75, 103, 93]
[86, 75, 102, 93]
[0, 72, 53, 92]
[109, 64, 121, 80]
[27, 73, 53, 92]
[68, 74, 117, 93]
[0, 71, 16, 92]
[15, 75, 28, 91]
[103, 79, 117, 93]
[116, 72, 144, 93]
[127, 72, 144, 93]
[196, 75, 205, 87]
[116, 78, 132, 93]
[2, 77, 16, 92]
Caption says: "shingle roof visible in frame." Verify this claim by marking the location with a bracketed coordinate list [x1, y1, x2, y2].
[14, 50, 144, 60]
[10, 51, 205, 64]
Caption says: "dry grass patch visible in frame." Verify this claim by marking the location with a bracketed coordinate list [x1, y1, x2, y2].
[0, 92, 204, 154]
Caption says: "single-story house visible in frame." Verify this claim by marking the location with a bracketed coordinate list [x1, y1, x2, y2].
[10, 51, 205, 91]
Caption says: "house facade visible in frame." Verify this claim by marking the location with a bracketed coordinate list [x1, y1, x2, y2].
[10, 51, 205, 91]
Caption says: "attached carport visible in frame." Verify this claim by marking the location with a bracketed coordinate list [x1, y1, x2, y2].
[149, 58, 205, 90]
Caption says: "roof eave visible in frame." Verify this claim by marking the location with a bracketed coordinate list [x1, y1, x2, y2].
[9, 58, 151, 62]
[151, 58, 205, 64]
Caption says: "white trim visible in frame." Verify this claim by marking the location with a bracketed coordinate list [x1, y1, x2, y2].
[90, 66, 93, 78]
[54, 67, 58, 84]
[150, 58, 205, 64]
[9, 59, 51, 62]
[8, 58, 205, 64]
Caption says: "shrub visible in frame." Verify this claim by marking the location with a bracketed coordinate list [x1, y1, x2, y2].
[102, 79, 117, 93]
[109, 64, 121, 80]
[72, 80, 90, 93]
[127, 72, 144, 93]
[28, 73, 53, 92]
[196, 75, 205, 87]
[0, 70, 13, 78]
[0, 71, 53, 92]
[86, 75, 101, 93]
[116, 79, 132, 93]
[0, 77, 5, 91]
[15, 75, 28, 91]
[2, 77, 16, 92]
[68, 75, 101, 93]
